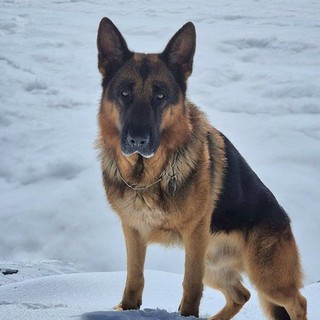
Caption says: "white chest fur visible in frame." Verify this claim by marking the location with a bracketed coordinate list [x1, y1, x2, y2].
[112, 191, 168, 235]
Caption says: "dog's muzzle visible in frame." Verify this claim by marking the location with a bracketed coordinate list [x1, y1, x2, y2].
[121, 129, 156, 158]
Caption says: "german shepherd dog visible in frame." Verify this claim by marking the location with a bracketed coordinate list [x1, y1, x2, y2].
[96, 18, 307, 320]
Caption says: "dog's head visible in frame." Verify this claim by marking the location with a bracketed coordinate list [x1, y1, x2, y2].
[97, 18, 195, 158]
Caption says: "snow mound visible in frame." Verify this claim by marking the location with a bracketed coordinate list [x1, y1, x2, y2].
[1, 268, 319, 320]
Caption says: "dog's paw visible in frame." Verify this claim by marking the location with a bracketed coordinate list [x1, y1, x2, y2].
[178, 298, 199, 317]
[115, 299, 141, 311]
[113, 303, 123, 311]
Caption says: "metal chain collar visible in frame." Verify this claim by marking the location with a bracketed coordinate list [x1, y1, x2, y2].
[116, 155, 177, 191]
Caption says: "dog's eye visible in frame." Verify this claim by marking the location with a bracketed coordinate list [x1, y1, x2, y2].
[156, 93, 165, 100]
[120, 90, 130, 98]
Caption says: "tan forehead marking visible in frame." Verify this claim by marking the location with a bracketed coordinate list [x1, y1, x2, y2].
[133, 53, 159, 63]
[133, 53, 142, 61]
[148, 54, 159, 63]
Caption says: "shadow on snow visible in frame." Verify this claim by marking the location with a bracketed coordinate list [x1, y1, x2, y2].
[81, 309, 204, 320]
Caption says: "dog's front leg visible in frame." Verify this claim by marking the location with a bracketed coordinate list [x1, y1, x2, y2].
[119, 223, 146, 310]
[179, 221, 209, 317]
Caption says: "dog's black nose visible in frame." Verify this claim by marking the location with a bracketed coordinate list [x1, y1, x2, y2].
[127, 133, 150, 148]
[122, 129, 156, 158]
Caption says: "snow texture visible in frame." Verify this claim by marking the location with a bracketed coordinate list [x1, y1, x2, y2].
[0, 263, 319, 320]
[0, 0, 320, 318]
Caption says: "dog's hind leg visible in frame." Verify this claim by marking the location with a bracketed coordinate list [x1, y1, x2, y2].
[259, 293, 307, 320]
[245, 227, 307, 320]
[203, 232, 250, 320]
[204, 266, 251, 320]
[204, 233, 250, 320]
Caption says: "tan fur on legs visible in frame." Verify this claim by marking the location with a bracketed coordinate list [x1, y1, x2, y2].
[285, 293, 307, 320]
[259, 293, 307, 320]
[204, 232, 250, 320]
[119, 224, 147, 310]
[179, 217, 211, 317]
[204, 266, 251, 320]
[245, 227, 307, 320]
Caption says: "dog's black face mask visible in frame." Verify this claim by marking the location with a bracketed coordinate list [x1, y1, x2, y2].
[115, 67, 164, 159]
[97, 18, 196, 158]
[120, 102, 160, 159]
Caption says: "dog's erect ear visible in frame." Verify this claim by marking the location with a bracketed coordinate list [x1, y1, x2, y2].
[97, 17, 133, 76]
[160, 22, 196, 80]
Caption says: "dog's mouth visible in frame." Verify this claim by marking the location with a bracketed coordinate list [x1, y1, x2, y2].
[121, 149, 155, 159]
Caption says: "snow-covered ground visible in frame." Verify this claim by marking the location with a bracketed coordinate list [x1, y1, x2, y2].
[0, 261, 319, 320]
[1, 0, 320, 318]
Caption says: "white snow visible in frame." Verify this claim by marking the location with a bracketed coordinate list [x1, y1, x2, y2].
[1, 0, 320, 318]
[0, 262, 317, 320]
[0, 264, 319, 320]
